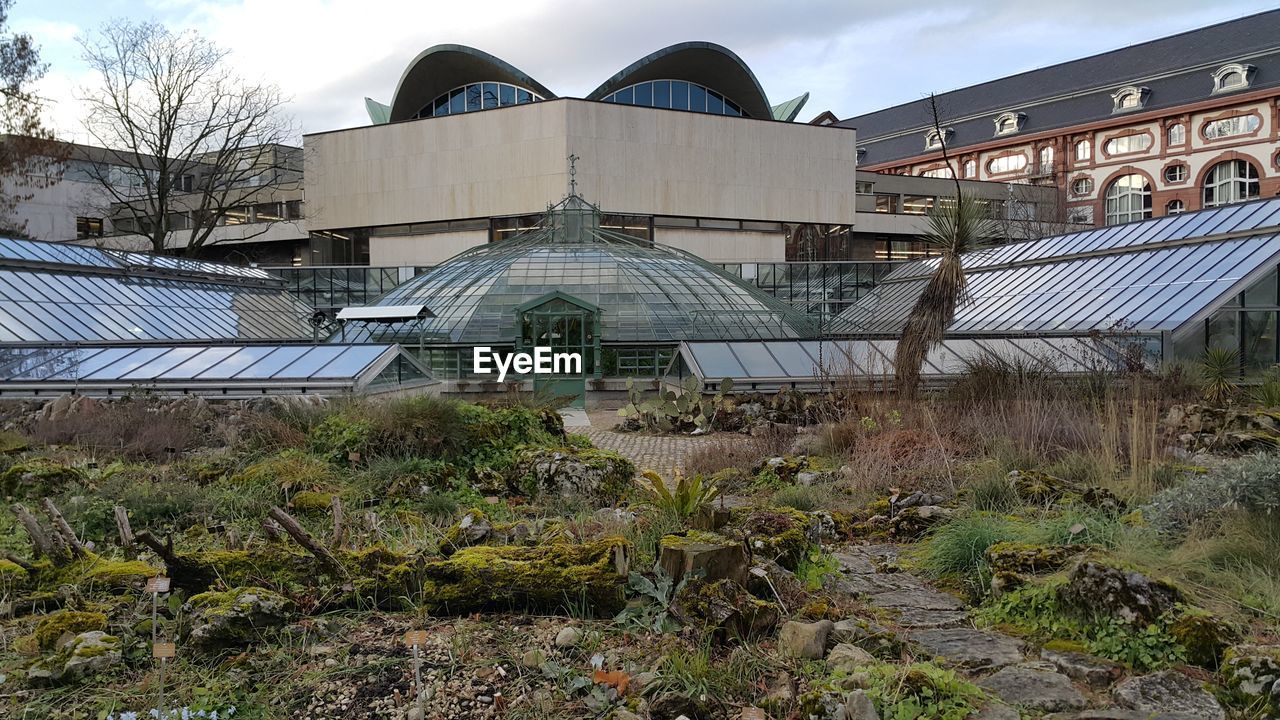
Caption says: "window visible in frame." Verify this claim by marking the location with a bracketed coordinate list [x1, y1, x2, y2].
[1104, 133, 1152, 155]
[855, 181, 874, 194]
[1211, 63, 1255, 94]
[1071, 178, 1094, 196]
[901, 195, 936, 214]
[874, 194, 897, 213]
[1163, 164, 1187, 183]
[994, 112, 1025, 136]
[962, 160, 975, 178]
[603, 79, 747, 117]
[76, 216, 104, 239]
[1074, 140, 1091, 163]
[1202, 160, 1260, 208]
[1111, 86, 1148, 112]
[1203, 114, 1261, 140]
[1166, 200, 1185, 215]
[1104, 174, 1152, 224]
[924, 128, 952, 150]
[1167, 123, 1185, 146]
[285, 200, 303, 220]
[1038, 146, 1054, 174]
[418, 81, 544, 118]
[920, 166, 954, 179]
[986, 153, 1027, 175]
[1068, 206, 1094, 224]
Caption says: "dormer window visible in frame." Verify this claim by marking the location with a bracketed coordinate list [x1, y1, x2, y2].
[856, 147, 867, 162]
[1111, 86, 1148, 113]
[924, 128, 953, 151]
[993, 111, 1025, 136]
[1212, 63, 1255, 94]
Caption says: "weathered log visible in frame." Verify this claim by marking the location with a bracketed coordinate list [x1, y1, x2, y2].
[330, 495, 346, 549]
[10, 503, 65, 564]
[41, 498, 87, 558]
[261, 518, 283, 542]
[3, 552, 34, 572]
[225, 527, 242, 550]
[268, 506, 348, 579]
[113, 505, 135, 559]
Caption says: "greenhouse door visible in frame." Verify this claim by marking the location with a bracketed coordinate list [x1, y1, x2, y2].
[517, 293, 600, 409]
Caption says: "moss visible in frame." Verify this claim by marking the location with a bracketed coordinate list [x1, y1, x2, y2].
[0, 430, 30, 454]
[671, 577, 779, 639]
[80, 557, 158, 588]
[658, 530, 733, 550]
[33, 611, 107, 650]
[0, 458, 83, 498]
[417, 537, 631, 615]
[512, 445, 635, 503]
[730, 506, 813, 571]
[289, 490, 334, 514]
[1042, 638, 1089, 654]
[1008, 469, 1076, 503]
[986, 542, 1088, 575]
[0, 558, 29, 580]
[1169, 608, 1238, 668]
[229, 449, 336, 494]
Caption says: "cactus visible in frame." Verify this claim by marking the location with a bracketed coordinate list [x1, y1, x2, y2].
[616, 377, 735, 433]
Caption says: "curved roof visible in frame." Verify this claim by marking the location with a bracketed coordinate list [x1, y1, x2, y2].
[587, 41, 772, 119]
[388, 44, 557, 122]
[334, 196, 816, 345]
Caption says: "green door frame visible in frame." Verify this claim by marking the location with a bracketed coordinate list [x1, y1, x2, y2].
[515, 292, 602, 407]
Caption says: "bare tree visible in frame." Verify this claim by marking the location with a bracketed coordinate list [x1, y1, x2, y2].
[893, 94, 997, 398]
[993, 181, 1077, 241]
[0, 0, 67, 238]
[77, 20, 298, 255]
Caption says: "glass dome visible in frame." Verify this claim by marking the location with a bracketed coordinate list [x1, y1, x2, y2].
[333, 196, 817, 345]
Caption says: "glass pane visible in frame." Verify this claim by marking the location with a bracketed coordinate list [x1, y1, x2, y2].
[670, 81, 689, 110]
[1242, 311, 1277, 369]
[634, 82, 652, 106]
[1244, 267, 1278, 306]
[614, 86, 633, 104]
[652, 80, 670, 108]
[689, 342, 744, 378]
[313, 346, 385, 378]
[688, 83, 707, 113]
[499, 84, 515, 106]
[1206, 310, 1239, 352]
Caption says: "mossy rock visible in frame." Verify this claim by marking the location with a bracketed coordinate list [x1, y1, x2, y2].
[1007, 469, 1078, 503]
[986, 542, 1089, 575]
[229, 449, 336, 494]
[1220, 644, 1280, 716]
[417, 537, 631, 615]
[0, 557, 30, 582]
[289, 490, 334, 514]
[25, 553, 159, 593]
[0, 458, 83, 498]
[1058, 559, 1182, 625]
[731, 506, 813, 571]
[1169, 608, 1238, 668]
[33, 611, 107, 650]
[186, 586, 295, 648]
[0, 430, 30, 454]
[510, 446, 635, 503]
[670, 577, 779, 641]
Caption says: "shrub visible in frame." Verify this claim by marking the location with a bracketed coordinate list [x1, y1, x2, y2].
[1253, 367, 1280, 408]
[916, 513, 1027, 596]
[28, 397, 202, 458]
[1201, 347, 1241, 405]
[772, 485, 821, 512]
[1144, 453, 1280, 535]
[61, 474, 209, 540]
[636, 470, 719, 521]
[863, 662, 986, 720]
[230, 450, 336, 495]
[308, 415, 373, 464]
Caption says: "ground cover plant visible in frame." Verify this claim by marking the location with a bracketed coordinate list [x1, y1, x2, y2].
[1, 358, 1278, 719]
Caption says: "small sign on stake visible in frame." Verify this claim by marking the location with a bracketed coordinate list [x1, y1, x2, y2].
[145, 576, 171, 594]
[152, 642, 176, 659]
[403, 630, 429, 647]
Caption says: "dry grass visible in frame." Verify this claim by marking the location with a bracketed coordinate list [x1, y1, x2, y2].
[683, 423, 797, 477]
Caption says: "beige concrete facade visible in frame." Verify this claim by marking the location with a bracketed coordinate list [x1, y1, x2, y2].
[369, 229, 489, 265]
[304, 98, 859, 238]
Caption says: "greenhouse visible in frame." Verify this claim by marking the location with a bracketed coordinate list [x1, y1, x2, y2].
[829, 197, 1280, 370]
[331, 194, 818, 394]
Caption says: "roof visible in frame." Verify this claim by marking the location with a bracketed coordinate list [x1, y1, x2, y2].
[0, 236, 315, 344]
[388, 44, 557, 123]
[586, 41, 773, 119]
[0, 343, 434, 398]
[828, 197, 1280, 339]
[840, 9, 1280, 165]
[332, 194, 818, 345]
[673, 336, 1137, 391]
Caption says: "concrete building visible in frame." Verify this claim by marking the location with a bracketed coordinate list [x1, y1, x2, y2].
[842, 9, 1280, 227]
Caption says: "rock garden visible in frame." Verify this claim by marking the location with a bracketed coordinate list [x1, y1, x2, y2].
[0, 362, 1278, 719]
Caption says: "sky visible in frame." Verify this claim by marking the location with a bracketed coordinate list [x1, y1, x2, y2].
[10, 0, 1280, 143]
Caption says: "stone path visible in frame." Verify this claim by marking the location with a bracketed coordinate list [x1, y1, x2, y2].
[829, 545, 1227, 720]
[577, 426, 743, 475]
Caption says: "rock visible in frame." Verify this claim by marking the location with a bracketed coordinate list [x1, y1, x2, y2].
[1168, 611, 1237, 668]
[554, 626, 583, 649]
[1220, 645, 1280, 717]
[887, 505, 952, 538]
[1040, 647, 1124, 688]
[671, 578, 779, 641]
[185, 587, 294, 649]
[1042, 711, 1157, 720]
[520, 648, 546, 668]
[987, 542, 1089, 575]
[830, 618, 898, 657]
[971, 702, 1021, 720]
[27, 631, 122, 685]
[827, 643, 876, 674]
[441, 509, 493, 553]
[841, 690, 878, 720]
[650, 691, 708, 720]
[978, 662, 1088, 712]
[658, 532, 749, 587]
[1112, 670, 1225, 720]
[1059, 560, 1182, 624]
[779, 619, 835, 659]
[765, 673, 796, 704]
[909, 628, 1024, 670]
[513, 446, 635, 502]
[796, 471, 820, 486]
[612, 710, 643, 720]
[631, 670, 659, 694]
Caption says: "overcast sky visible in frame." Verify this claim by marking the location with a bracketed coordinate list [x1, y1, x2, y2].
[11, 0, 1279, 143]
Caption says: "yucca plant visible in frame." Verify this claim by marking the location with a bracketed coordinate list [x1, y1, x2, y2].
[636, 469, 720, 520]
[1252, 367, 1280, 408]
[1200, 347, 1241, 406]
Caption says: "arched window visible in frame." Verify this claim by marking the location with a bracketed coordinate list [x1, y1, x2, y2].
[1164, 164, 1188, 183]
[987, 153, 1027, 175]
[1167, 123, 1185, 146]
[994, 112, 1025, 136]
[962, 160, 976, 178]
[920, 166, 954, 179]
[1111, 86, 1148, 112]
[1104, 133, 1152, 156]
[1166, 200, 1185, 215]
[1202, 160, 1260, 208]
[924, 128, 953, 150]
[1104, 174, 1152, 225]
[1075, 140, 1091, 163]
[1038, 147, 1054, 173]
[602, 79, 748, 117]
[1211, 63, 1255, 94]
[1204, 115, 1261, 140]
[417, 81, 544, 118]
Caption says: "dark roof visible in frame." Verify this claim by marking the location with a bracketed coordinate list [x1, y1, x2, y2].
[840, 10, 1280, 165]
[586, 41, 772, 119]
[389, 44, 557, 122]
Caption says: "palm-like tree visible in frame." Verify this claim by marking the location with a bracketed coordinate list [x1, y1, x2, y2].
[893, 192, 998, 398]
